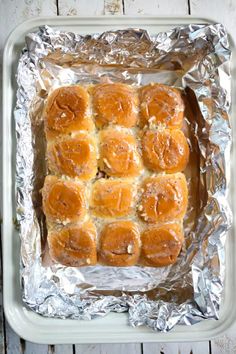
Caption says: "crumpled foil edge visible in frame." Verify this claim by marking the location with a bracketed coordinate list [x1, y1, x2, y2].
[14, 23, 232, 332]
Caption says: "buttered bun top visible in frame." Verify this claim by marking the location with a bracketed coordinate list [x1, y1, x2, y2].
[43, 83, 189, 268]
[92, 83, 138, 128]
[139, 83, 184, 129]
[44, 86, 94, 139]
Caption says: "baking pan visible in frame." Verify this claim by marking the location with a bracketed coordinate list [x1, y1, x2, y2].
[2, 15, 236, 344]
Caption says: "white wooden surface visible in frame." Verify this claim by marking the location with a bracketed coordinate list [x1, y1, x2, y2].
[0, 0, 235, 353]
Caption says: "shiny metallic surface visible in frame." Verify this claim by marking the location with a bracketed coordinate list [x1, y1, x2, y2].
[15, 23, 232, 331]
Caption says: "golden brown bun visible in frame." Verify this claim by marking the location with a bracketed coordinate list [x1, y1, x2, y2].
[92, 83, 138, 128]
[47, 133, 97, 180]
[90, 179, 134, 218]
[44, 86, 94, 139]
[140, 223, 183, 267]
[42, 175, 86, 223]
[139, 84, 184, 128]
[139, 173, 188, 223]
[99, 128, 142, 177]
[48, 221, 97, 266]
[98, 221, 140, 266]
[141, 129, 189, 173]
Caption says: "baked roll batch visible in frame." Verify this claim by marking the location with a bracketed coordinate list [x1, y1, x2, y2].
[42, 83, 189, 268]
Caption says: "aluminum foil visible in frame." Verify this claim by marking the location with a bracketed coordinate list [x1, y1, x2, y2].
[15, 23, 232, 332]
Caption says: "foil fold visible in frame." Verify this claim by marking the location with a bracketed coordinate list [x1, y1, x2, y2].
[15, 23, 232, 332]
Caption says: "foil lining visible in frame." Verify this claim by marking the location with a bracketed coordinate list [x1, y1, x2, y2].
[15, 23, 232, 332]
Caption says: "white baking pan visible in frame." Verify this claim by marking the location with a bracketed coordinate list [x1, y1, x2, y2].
[2, 16, 236, 344]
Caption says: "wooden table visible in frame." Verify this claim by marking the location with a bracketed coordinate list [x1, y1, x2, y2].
[0, 0, 235, 353]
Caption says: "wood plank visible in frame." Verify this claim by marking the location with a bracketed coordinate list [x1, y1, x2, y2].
[104, 0, 123, 14]
[143, 342, 210, 354]
[58, 0, 105, 16]
[2, 1, 235, 354]
[75, 343, 142, 354]
[5, 320, 22, 354]
[210, 333, 236, 354]
[0, 0, 57, 49]
[58, 0, 123, 16]
[0, 244, 5, 354]
[24, 342, 49, 354]
[124, 0, 188, 15]
[54, 345, 74, 354]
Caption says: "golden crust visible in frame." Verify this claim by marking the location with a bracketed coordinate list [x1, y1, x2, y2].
[41, 83, 190, 268]
[139, 173, 188, 223]
[48, 221, 97, 267]
[92, 83, 138, 128]
[44, 86, 94, 139]
[99, 128, 142, 177]
[98, 221, 140, 266]
[139, 84, 184, 129]
[142, 129, 189, 173]
[42, 175, 86, 224]
[90, 179, 134, 218]
[140, 223, 183, 267]
[47, 133, 97, 180]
